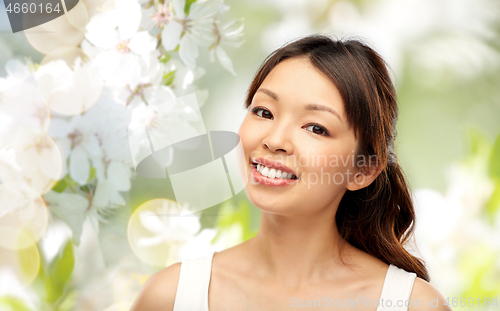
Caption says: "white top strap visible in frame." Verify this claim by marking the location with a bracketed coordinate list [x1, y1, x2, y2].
[173, 252, 215, 311]
[376, 264, 417, 311]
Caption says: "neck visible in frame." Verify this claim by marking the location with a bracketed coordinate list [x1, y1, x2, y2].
[248, 205, 351, 288]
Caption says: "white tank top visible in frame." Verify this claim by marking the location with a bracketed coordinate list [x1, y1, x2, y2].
[173, 252, 417, 311]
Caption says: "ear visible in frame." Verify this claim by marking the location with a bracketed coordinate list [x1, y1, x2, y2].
[346, 163, 384, 191]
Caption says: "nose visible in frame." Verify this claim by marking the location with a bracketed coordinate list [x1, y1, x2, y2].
[263, 123, 294, 154]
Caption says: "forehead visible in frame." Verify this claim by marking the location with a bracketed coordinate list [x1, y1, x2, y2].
[257, 57, 345, 115]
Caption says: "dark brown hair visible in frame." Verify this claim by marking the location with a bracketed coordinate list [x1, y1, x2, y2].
[244, 35, 429, 281]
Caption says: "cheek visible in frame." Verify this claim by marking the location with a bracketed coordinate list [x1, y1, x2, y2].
[238, 117, 262, 155]
[300, 147, 357, 188]
[238, 119, 251, 156]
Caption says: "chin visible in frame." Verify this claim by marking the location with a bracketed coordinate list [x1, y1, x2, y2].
[245, 190, 282, 211]
[244, 189, 301, 216]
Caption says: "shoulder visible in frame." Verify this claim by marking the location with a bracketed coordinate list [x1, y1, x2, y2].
[130, 262, 182, 311]
[408, 277, 453, 311]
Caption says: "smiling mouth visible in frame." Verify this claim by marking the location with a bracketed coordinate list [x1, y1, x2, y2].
[250, 162, 299, 180]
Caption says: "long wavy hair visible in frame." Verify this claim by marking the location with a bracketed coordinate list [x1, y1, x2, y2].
[243, 35, 429, 281]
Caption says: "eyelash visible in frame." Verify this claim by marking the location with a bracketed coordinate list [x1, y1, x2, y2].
[250, 106, 330, 136]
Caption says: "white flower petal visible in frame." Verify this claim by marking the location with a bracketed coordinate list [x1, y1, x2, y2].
[209, 48, 215, 62]
[48, 118, 71, 139]
[140, 6, 157, 31]
[86, 11, 120, 34]
[118, 0, 142, 40]
[182, 70, 194, 89]
[216, 46, 236, 75]
[189, 0, 221, 21]
[221, 19, 244, 41]
[179, 34, 199, 69]
[85, 11, 120, 49]
[107, 161, 131, 191]
[173, 0, 186, 19]
[109, 191, 125, 206]
[91, 156, 105, 181]
[92, 180, 111, 208]
[139, 51, 162, 85]
[129, 31, 158, 55]
[83, 134, 102, 158]
[87, 28, 119, 50]
[139, 210, 166, 234]
[161, 21, 183, 51]
[93, 51, 142, 88]
[40, 147, 62, 180]
[69, 146, 90, 185]
[5, 59, 31, 80]
[44, 191, 89, 246]
[142, 85, 176, 107]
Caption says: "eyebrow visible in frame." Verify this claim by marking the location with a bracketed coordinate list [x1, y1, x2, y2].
[256, 88, 343, 123]
[257, 88, 279, 101]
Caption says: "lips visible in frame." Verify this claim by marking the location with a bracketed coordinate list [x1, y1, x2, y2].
[250, 157, 298, 179]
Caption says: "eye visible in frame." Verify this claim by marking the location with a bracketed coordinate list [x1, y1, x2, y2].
[251, 107, 273, 119]
[304, 123, 330, 136]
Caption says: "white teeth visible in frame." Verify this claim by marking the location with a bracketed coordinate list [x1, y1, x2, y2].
[254, 163, 295, 179]
[261, 166, 269, 176]
[268, 168, 276, 179]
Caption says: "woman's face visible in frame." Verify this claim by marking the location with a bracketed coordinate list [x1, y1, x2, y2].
[238, 57, 361, 216]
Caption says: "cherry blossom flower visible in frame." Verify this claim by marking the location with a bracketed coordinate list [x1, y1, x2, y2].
[48, 89, 131, 185]
[209, 17, 244, 75]
[0, 1, 244, 306]
[44, 162, 132, 244]
[0, 60, 50, 133]
[161, 0, 223, 69]
[134, 201, 217, 264]
[35, 58, 103, 116]
[0, 114, 62, 194]
[43, 191, 90, 245]
[85, 0, 158, 89]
